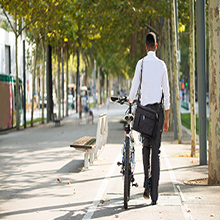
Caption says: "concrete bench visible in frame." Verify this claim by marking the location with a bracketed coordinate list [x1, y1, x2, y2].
[70, 113, 108, 170]
[51, 113, 61, 126]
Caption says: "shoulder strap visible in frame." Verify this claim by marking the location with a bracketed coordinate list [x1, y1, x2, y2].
[139, 58, 144, 90]
[137, 58, 144, 103]
[160, 93, 164, 104]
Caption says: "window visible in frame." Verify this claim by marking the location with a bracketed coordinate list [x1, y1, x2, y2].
[5, 45, 11, 74]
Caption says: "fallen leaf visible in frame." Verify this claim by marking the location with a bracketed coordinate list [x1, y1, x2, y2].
[67, 181, 70, 184]
[187, 210, 191, 213]
[210, 214, 214, 217]
[57, 178, 62, 183]
[4, 163, 7, 165]
[115, 214, 119, 218]
[191, 160, 193, 163]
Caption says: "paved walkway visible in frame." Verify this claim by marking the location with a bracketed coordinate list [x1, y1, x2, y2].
[0, 103, 219, 220]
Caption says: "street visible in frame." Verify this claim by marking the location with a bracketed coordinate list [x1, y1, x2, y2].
[0, 103, 219, 220]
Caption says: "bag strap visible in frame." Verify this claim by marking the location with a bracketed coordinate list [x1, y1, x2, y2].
[139, 58, 144, 91]
[160, 92, 164, 104]
[137, 59, 144, 102]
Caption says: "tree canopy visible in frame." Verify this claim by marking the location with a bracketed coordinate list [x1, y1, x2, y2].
[0, 0, 191, 79]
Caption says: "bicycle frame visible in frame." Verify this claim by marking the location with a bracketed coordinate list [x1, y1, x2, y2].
[122, 104, 135, 179]
[111, 96, 138, 209]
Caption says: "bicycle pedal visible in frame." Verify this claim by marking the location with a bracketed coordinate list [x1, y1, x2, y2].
[117, 161, 122, 166]
[132, 183, 138, 187]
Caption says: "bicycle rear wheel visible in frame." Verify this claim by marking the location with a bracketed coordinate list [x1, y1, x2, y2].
[124, 136, 131, 209]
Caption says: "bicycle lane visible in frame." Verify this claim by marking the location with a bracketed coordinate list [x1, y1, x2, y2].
[83, 131, 189, 220]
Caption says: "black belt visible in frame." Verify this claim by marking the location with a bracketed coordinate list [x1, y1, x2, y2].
[145, 103, 161, 108]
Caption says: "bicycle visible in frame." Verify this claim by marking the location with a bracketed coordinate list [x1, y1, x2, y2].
[111, 96, 138, 210]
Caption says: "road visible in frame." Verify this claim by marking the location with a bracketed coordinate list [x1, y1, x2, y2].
[0, 103, 219, 220]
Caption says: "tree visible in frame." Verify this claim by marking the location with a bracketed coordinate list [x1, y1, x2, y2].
[1, 7, 27, 130]
[164, 18, 174, 131]
[0, 19, 11, 31]
[189, 0, 196, 156]
[208, 0, 220, 184]
[1, 0, 191, 127]
[171, 0, 182, 143]
[1, 1, 45, 129]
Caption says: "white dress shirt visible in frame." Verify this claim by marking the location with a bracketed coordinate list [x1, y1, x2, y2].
[129, 51, 170, 110]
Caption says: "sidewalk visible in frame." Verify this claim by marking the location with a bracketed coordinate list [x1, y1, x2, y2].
[0, 103, 219, 220]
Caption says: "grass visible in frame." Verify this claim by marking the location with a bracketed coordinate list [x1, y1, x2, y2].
[180, 113, 209, 140]
[25, 118, 46, 126]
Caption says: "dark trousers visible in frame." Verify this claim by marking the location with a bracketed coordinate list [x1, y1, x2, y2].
[142, 103, 164, 202]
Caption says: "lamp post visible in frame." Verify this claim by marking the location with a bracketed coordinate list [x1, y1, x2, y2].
[196, 0, 207, 165]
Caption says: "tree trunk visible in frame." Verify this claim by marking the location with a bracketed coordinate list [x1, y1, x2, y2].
[76, 48, 80, 117]
[165, 19, 174, 131]
[41, 40, 46, 124]
[31, 39, 39, 127]
[61, 45, 64, 118]
[85, 64, 88, 87]
[98, 66, 100, 105]
[208, 0, 220, 184]
[189, 0, 196, 157]
[65, 43, 69, 117]
[58, 47, 61, 119]
[141, 28, 146, 57]
[130, 20, 138, 61]
[15, 12, 20, 130]
[171, 0, 182, 143]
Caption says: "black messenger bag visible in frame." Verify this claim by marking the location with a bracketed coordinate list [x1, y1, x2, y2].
[132, 102, 159, 137]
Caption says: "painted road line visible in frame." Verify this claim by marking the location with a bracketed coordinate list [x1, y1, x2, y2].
[82, 152, 121, 220]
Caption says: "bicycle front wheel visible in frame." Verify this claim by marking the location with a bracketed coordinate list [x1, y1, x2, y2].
[124, 136, 131, 210]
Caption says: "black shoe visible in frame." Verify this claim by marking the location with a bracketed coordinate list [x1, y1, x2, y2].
[151, 200, 157, 205]
[143, 188, 150, 199]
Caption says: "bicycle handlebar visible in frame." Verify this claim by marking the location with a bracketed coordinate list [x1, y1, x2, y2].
[111, 96, 138, 115]
[111, 96, 138, 105]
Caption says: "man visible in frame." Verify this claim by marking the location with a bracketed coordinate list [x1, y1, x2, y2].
[128, 32, 170, 205]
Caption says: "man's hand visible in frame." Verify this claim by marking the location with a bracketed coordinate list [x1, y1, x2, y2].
[163, 118, 169, 132]
[163, 110, 169, 132]
[127, 98, 132, 104]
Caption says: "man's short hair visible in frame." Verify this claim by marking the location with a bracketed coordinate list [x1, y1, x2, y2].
[146, 32, 157, 50]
